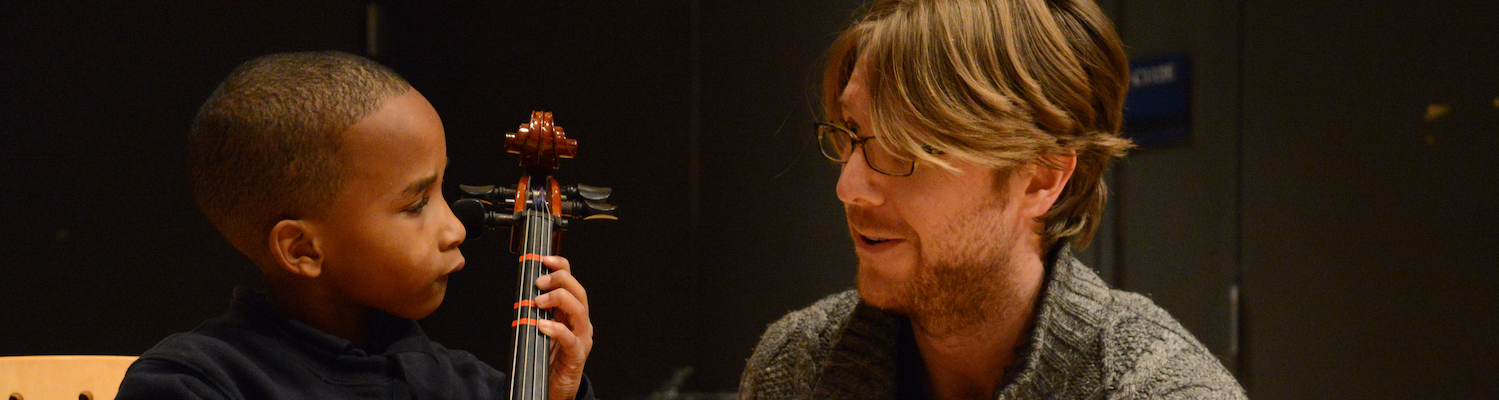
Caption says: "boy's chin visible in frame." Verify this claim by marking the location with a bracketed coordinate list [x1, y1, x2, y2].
[386, 293, 445, 321]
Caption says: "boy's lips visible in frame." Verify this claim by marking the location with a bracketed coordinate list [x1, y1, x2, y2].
[437, 260, 464, 285]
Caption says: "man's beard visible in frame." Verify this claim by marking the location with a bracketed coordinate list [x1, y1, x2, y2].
[899, 230, 1020, 336]
[852, 195, 1025, 336]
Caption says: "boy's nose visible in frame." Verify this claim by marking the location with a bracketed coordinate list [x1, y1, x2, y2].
[438, 198, 466, 250]
[836, 147, 885, 207]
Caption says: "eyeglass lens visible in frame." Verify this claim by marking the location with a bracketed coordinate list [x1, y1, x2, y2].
[816, 123, 914, 176]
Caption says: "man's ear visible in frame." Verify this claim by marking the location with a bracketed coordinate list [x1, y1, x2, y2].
[269, 219, 323, 278]
[1018, 153, 1078, 219]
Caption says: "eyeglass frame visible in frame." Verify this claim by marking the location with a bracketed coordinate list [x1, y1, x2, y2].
[814, 121, 942, 177]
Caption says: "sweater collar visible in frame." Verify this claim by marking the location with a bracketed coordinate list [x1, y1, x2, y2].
[812, 244, 1113, 399]
[992, 244, 1113, 398]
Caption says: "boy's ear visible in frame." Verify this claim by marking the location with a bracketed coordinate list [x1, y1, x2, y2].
[269, 219, 324, 278]
[1018, 153, 1078, 219]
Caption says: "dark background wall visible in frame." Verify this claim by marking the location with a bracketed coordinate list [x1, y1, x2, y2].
[3, 1, 1496, 398]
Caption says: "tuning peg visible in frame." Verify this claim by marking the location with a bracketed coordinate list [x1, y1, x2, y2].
[459, 184, 494, 195]
[562, 184, 612, 201]
[458, 184, 518, 203]
[451, 199, 490, 239]
[562, 199, 618, 220]
[451, 198, 517, 239]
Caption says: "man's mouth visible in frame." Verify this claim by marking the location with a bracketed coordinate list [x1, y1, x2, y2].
[854, 232, 902, 252]
[846, 207, 906, 252]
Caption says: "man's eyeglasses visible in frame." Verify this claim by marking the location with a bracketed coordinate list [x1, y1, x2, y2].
[814, 121, 939, 177]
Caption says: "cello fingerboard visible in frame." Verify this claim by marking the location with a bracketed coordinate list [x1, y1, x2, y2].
[510, 209, 554, 400]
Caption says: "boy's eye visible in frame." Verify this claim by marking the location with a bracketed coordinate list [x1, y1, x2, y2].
[405, 197, 431, 214]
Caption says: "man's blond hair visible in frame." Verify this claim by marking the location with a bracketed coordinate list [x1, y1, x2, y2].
[824, 0, 1134, 248]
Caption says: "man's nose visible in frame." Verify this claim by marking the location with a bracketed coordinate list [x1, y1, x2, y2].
[835, 146, 885, 207]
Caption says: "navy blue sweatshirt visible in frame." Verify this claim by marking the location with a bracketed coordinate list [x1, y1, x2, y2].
[117, 288, 595, 400]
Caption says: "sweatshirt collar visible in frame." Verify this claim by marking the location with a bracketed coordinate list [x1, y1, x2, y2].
[229, 287, 437, 358]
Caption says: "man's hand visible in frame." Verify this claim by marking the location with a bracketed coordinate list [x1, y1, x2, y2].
[535, 255, 593, 400]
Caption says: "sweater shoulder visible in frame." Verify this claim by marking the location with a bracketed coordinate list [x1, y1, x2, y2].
[740, 290, 861, 399]
[1098, 290, 1246, 399]
[763, 290, 862, 347]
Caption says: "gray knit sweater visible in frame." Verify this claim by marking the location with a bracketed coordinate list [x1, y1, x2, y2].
[740, 247, 1247, 399]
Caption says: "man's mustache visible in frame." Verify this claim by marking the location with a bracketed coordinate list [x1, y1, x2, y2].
[844, 205, 910, 235]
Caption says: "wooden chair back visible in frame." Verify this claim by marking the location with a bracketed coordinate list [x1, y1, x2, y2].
[0, 356, 138, 400]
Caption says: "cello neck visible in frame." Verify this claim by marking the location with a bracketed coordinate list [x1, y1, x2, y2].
[446, 111, 609, 400]
[509, 179, 555, 400]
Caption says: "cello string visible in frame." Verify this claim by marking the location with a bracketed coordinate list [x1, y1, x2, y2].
[538, 186, 552, 398]
[518, 194, 536, 399]
[524, 199, 536, 398]
[538, 189, 553, 398]
[508, 189, 524, 400]
[544, 181, 560, 398]
[529, 186, 549, 399]
[533, 205, 544, 399]
[535, 199, 546, 398]
[516, 184, 541, 399]
[527, 193, 542, 398]
[524, 206, 533, 400]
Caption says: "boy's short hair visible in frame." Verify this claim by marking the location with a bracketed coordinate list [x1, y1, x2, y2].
[189, 51, 412, 260]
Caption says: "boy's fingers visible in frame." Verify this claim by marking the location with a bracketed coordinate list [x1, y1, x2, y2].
[538, 320, 571, 348]
[535, 269, 589, 309]
[539, 319, 590, 353]
[537, 289, 593, 340]
[538, 319, 589, 400]
[535, 257, 590, 400]
[540, 255, 571, 273]
[538, 320, 590, 376]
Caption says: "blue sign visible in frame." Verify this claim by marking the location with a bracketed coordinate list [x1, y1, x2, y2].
[1122, 54, 1191, 147]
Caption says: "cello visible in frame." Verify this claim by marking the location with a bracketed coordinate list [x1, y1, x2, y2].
[450, 111, 616, 400]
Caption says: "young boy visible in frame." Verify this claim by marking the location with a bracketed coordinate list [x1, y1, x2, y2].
[117, 51, 595, 399]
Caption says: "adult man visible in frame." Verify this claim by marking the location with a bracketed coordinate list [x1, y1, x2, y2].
[739, 0, 1245, 399]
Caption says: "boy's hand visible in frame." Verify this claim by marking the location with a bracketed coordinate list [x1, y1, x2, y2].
[534, 256, 592, 400]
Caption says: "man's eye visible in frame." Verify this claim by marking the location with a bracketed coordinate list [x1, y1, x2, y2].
[405, 197, 430, 214]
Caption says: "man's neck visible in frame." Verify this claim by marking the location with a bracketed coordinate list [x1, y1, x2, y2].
[910, 249, 1047, 400]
